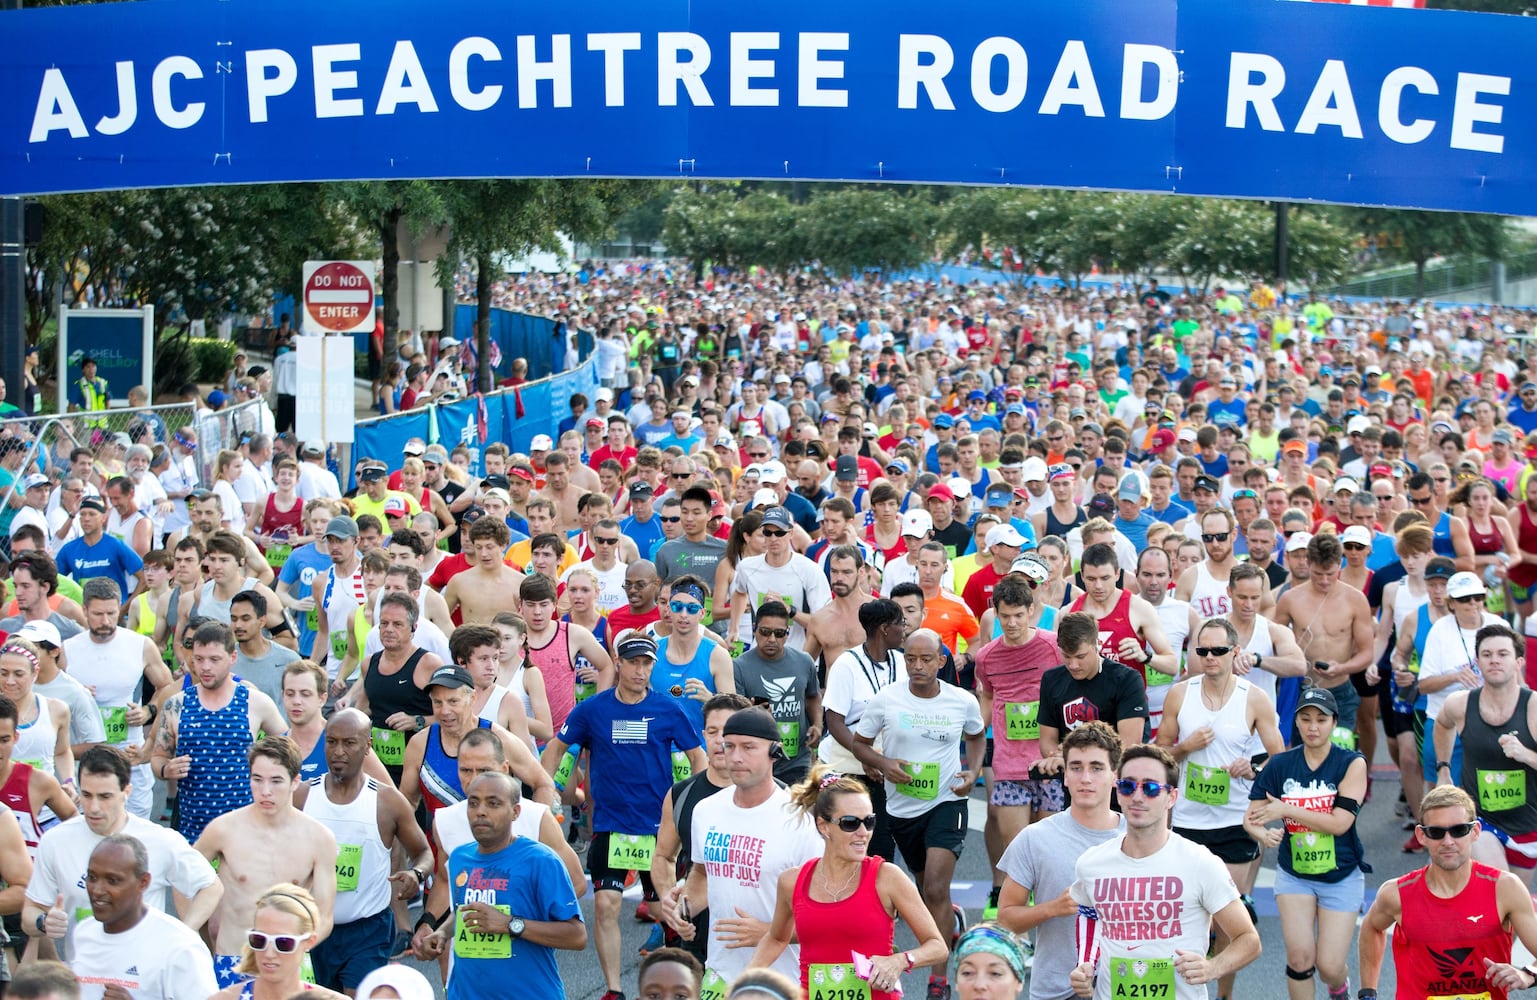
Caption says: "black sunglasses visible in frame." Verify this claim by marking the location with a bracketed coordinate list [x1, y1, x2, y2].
[659, 516, 681, 524]
[593, 536, 619, 545]
[1115, 779, 1172, 798]
[763, 528, 788, 538]
[834, 814, 878, 833]
[1194, 646, 1233, 657]
[1419, 822, 1475, 840]
[1344, 543, 1368, 552]
[1201, 532, 1230, 543]
[756, 627, 789, 639]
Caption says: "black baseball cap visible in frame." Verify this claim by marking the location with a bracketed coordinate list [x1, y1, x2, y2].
[427, 665, 474, 691]
[722, 707, 780, 742]
[1194, 474, 1221, 493]
[1295, 687, 1338, 718]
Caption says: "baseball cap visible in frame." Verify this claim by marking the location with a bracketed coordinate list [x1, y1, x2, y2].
[1150, 428, 1177, 451]
[427, 665, 475, 691]
[402, 440, 425, 456]
[926, 484, 956, 502]
[1177, 427, 1198, 443]
[15, 620, 60, 649]
[588, 416, 607, 429]
[1424, 559, 1456, 581]
[507, 467, 534, 484]
[383, 496, 409, 518]
[482, 474, 512, 492]
[862, 422, 879, 438]
[835, 455, 859, 481]
[1295, 687, 1339, 719]
[761, 506, 794, 531]
[358, 465, 387, 482]
[714, 433, 734, 449]
[324, 515, 359, 539]
[933, 414, 955, 429]
[1341, 524, 1372, 547]
[967, 389, 986, 402]
[1021, 457, 1048, 483]
[1005, 403, 1026, 416]
[758, 462, 787, 485]
[1347, 415, 1372, 435]
[1087, 493, 1116, 518]
[300, 441, 325, 457]
[1286, 530, 1313, 553]
[1446, 572, 1488, 600]
[1368, 462, 1393, 480]
[1331, 477, 1359, 495]
[751, 487, 779, 508]
[1494, 428, 1515, 445]
[984, 485, 1013, 508]
[481, 487, 512, 506]
[708, 490, 729, 518]
[206, 390, 227, 409]
[459, 506, 486, 526]
[422, 445, 449, 465]
[20, 473, 49, 492]
[886, 458, 910, 475]
[530, 434, 554, 451]
[628, 481, 655, 498]
[722, 707, 781, 743]
[596, 387, 614, 402]
[1010, 553, 1050, 584]
[986, 524, 1026, 549]
[615, 632, 660, 661]
[1118, 473, 1146, 502]
[1193, 474, 1220, 493]
[901, 509, 934, 537]
[1282, 439, 1307, 455]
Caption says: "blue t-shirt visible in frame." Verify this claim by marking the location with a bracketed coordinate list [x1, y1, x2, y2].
[56, 534, 143, 600]
[1508, 404, 1537, 436]
[278, 542, 333, 657]
[1198, 454, 1230, 478]
[1114, 512, 1157, 551]
[447, 837, 583, 1000]
[621, 514, 664, 562]
[555, 689, 699, 834]
[656, 432, 702, 453]
[1208, 399, 1247, 428]
[1149, 500, 1192, 526]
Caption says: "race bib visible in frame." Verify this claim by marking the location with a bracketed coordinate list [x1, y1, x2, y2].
[553, 750, 578, 790]
[1109, 956, 1175, 998]
[575, 681, 597, 703]
[330, 630, 349, 662]
[102, 706, 128, 744]
[809, 964, 871, 1000]
[372, 726, 406, 766]
[20, 758, 44, 771]
[607, 834, 656, 871]
[777, 721, 802, 758]
[454, 905, 512, 959]
[335, 844, 362, 892]
[701, 970, 727, 1000]
[265, 543, 292, 568]
[672, 751, 692, 782]
[1185, 763, 1231, 806]
[1427, 993, 1491, 1000]
[1145, 667, 1176, 687]
[1290, 831, 1337, 875]
[305, 608, 319, 631]
[897, 761, 940, 800]
[1330, 726, 1357, 751]
[1004, 702, 1039, 741]
[1478, 769, 1527, 811]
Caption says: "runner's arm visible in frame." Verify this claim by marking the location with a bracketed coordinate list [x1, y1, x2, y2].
[0, 811, 32, 915]
[51, 701, 74, 785]
[1264, 622, 1309, 677]
[1431, 696, 1466, 784]
[307, 825, 338, 943]
[1357, 880, 1401, 992]
[1132, 598, 1178, 676]
[1201, 897, 1261, 982]
[746, 867, 797, 971]
[494, 724, 556, 807]
[650, 789, 682, 898]
[397, 732, 429, 808]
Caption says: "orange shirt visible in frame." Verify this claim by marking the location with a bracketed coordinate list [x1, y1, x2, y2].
[922, 592, 980, 655]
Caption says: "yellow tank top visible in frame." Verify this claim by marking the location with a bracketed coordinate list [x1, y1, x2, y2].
[134, 593, 157, 636]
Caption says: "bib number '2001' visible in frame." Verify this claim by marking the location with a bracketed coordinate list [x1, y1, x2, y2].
[897, 761, 940, 800]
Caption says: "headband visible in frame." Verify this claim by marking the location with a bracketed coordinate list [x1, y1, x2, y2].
[0, 645, 37, 670]
[732, 987, 794, 1000]
[674, 582, 705, 603]
[260, 889, 318, 924]
[955, 925, 1028, 982]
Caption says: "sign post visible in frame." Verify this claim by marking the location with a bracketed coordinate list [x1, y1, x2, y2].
[294, 336, 356, 444]
[301, 260, 375, 336]
[56, 306, 154, 414]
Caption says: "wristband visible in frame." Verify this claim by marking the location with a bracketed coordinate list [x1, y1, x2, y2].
[904, 952, 915, 973]
[414, 911, 443, 935]
[1436, 761, 1451, 771]
[34, 913, 45, 935]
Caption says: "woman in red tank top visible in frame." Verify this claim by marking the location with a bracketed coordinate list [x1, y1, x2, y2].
[254, 460, 307, 557]
[750, 767, 948, 1000]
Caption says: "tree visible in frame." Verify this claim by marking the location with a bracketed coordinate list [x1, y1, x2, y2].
[795, 187, 937, 275]
[1343, 206, 1510, 297]
[335, 182, 451, 356]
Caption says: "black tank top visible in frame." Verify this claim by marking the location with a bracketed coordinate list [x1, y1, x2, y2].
[363, 647, 434, 729]
[1046, 505, 1087, 538]
[1462, 687, 1537, 836]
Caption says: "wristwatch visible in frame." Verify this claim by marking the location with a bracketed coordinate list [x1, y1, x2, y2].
[1254, 652, 1264, 672]
[509, 916, 526, 938]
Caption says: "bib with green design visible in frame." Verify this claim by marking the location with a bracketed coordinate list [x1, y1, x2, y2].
[897, 761, 940, 800]
[335, 844, 362, 891]
[777, 721, 802, 758]
[809, 963, 871, 1000]
[1184, 763, 1230, 806]
[1290, 831, 1336, 875]
[1330, 726, 1357, 751]
[575, 681, 597, 703]
[1145, 666, 1176, 687]
[672, 751, 692, 782]
[1109, 956, 1175, 998]
[454, 904, 513, 958]
[330, 629, 349, 662]
[1478, 769, 1527, 811]
[306, 607, 319, 631]
[701, 970, 727, 1000]
[553, 750, 578, 790]
[265, 543, 292, 569]
[607, 834, 656, 871]
[74, 906, 93, 922]
[102, 706, 128, 744]
[372, 726, 406, 766]
[1004, 702, 1039, 741]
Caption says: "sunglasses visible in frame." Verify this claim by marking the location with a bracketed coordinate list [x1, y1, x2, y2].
[1451, 594, 1485, 604]
[1194, 646, 1233, 657]
[1115, 779, 1172, 799]
[593, 536, 619, 545]
[756, 627, 789, 639]
[834, 814, 878, 833]
[749, 452, 770, 460]
[669, 600, 704, 615]
[1410, 495, 1434, 505]
[1344, 543, 1368, 552]
[659, 516, 681, 524]
[1201, 532, 1230, 543]
[1419, 822, 1475, 840]
[246, 931, 304, 954]
[1231, 489, 1257, 500]
[763, 528, 788, 538]
[670, 473, 692, 480]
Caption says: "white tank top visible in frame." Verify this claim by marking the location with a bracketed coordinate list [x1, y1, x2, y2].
[1240, 615, 1280, 703]
[63, 629, 148, 746]
[1147, 598, 1191, 727]
[1393, 583, 1430, 642]
[1171, 675, 1255, 831]
[1189, 562, 1233, 620]
[501, 664, 537, 727]
[14, 693, 57, 776]
[478, 685, 511, 726]
[301, 776, 392, 924]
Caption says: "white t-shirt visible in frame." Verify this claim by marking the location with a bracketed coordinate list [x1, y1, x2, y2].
[1071, 832, 1241, 1000]
[731, 553, 832, 647]
[1420, 611, 1504, 718]
[563, 560, 628, 615]
[212, 480, 245, 534]
[9, 505, 46, 541]
[854, 681, 984, 819]
[297, 462, 342, 501]
[71, 907, 218, 1000]
[819, 647, 907, 774]
[690, 786, 822, 984]
[28, 813, 218, 959]
[879, 556, 954, 599]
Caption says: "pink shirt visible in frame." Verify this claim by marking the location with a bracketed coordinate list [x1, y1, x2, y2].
[973, 629, 1062, 781]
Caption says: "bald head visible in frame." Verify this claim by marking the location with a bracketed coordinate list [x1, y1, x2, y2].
[905, 628, 943, 658]
[625, 560, 657, 584]
[322, 708, 373, 778]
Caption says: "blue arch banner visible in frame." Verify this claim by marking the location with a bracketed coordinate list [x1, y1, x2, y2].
[1, 0, 1532, 214]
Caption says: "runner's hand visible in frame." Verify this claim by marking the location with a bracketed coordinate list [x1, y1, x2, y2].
[1248, 794, 1288, 825]
[715, 907, 768, 949]
[1180, 726, 1216, 754]
[652, 884, 689, 933]
[1498, 733, 1535, 766]
[1174, 949, 1215, 984]
[1484, 957, 1536, 993]
[386, 712, 417, 732]
[44, 893, 68, 939]
[1255, 827, 1283, 849]
[1115, 638, 1146, 664]
[458, 901, 510, 935]
[867, 954, 906, 991]
[163, 755, 193, 780]
[1365, 665, 1380, 685]
[1225, 757, 1255, 780]
[102, 985, 133, 1000]
[951, 769, 974, 796]
[388, 869, 423, 901]
[124, 702, 148, 726]
[412, 929, 447, 961]
[877, 758, 914, 785]
[1033, 754, 1063, 777]
[1233, 651, 1255, 676]
[1069, 962, 1095, 997]
[1039, 888, 1077, 920]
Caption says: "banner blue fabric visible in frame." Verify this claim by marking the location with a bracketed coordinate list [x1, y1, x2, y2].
[352, 408, 431, 486]
[1, 0, 1531, 214]
[452, 305, 567, 379]
[61, 314, 147, 405]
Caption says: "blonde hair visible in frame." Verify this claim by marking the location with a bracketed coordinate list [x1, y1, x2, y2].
[235, 883, 320, 974]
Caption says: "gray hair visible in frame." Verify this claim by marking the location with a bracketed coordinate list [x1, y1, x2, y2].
[96, 833, 149, 878]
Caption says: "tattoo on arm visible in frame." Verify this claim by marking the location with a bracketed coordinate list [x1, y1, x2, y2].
[155, 694, 184, 753]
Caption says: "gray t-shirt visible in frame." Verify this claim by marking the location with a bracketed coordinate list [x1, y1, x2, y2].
[733, 645, 821, 779]
[235, 641, 300, 711]
[35, 671, 109, 746]
[0, 613, 83, 642]
[999, 811, 1126, 1000]
[654, 537, 727, 586]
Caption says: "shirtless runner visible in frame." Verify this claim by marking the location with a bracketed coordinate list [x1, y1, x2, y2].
[539, 453, 586, 535]
[1272, 531, 1376, 733]
[803, 546, 876, 680]
[194, 735, 338, 988]
[442, 518, 524, 626]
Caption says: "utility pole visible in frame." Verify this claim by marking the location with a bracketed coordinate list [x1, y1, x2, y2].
[1274, 202, 1289, 289]
[0, 0, 25, 412]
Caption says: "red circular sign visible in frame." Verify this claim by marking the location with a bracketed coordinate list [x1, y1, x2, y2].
[304, 262, 374, 333]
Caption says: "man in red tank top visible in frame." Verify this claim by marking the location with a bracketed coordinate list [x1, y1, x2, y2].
[1360, 784, 1537, 1000]
[1069, 543, 1178, 685]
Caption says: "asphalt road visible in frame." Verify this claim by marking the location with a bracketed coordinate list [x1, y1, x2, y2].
[391, 761, 1440, 999]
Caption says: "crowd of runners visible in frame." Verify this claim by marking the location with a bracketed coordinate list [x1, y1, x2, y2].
[0, 269, 1534, 1000]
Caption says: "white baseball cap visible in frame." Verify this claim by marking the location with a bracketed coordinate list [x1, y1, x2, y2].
[1446, 572, 1488, 600]
[986, 524, 1026, 549]
[1285, 531, 1313, 553]
[901, 509, 934, 537]
[1341, 524, 1373, 547]
[1020, 457, 1048, 483]
[529, 434, 554, 451]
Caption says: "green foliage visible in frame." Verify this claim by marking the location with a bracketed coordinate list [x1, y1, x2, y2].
[1340, 205, 1511, 296]
[184, 337, 239, 381]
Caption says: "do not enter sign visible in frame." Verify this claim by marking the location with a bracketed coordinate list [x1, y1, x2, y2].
[302, 260, 375, 335]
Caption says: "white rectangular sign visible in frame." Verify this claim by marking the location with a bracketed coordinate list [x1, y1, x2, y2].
[294, 336, 356, 443]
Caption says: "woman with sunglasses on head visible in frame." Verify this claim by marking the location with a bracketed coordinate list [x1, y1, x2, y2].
[209, 883, 346, 1000]
[748, 765, 947, 1000]
[1243, 686, 1368, 1000]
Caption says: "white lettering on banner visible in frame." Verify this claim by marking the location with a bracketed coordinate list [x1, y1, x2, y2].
[20, 33, 1511, 157]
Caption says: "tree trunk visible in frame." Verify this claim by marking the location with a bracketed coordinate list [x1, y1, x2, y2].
[379, 207, 402, 346]
[475, 250, 492, 395]
[1414, 256, 1426, 300]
